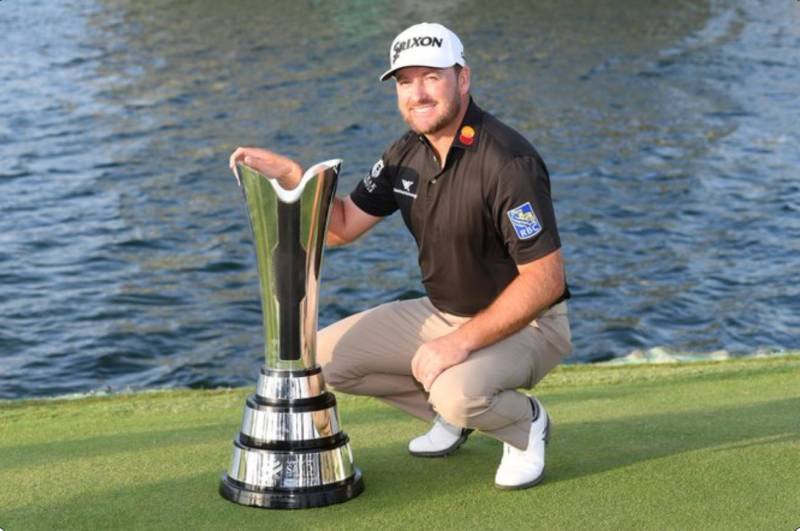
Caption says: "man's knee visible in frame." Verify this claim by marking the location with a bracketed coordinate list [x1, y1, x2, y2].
[317, 325, 353, 391]
[320, 354, 356, 392]
[428, 376, 491, 428]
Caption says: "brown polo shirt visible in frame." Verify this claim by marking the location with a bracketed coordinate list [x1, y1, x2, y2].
[350, 98, 569, 316]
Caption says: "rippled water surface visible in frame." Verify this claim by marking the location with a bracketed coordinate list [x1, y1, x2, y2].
[1, 0, 798, 398]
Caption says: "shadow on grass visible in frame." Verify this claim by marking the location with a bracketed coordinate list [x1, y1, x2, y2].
[2, 441, 430, 530]
[546, 396, 800, 484]
[3, 439, 502, 531]
[347, 394, 800, 496]
[0, 422, 237, 473]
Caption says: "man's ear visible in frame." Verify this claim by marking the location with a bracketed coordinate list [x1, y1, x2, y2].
[458, 66, 471, 96]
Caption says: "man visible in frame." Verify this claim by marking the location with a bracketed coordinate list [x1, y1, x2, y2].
[229, 22, 571, 489]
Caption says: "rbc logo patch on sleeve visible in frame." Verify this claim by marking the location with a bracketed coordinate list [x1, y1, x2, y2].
[507, 202, 542, 240]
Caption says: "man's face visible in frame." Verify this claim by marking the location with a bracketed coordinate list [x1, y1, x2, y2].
[394, 66, 468, 136]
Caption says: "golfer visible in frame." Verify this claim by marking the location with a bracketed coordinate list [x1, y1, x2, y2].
[229, 22, 571, 489]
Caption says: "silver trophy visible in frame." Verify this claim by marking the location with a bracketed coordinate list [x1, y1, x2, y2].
[220, 160, 364, 509]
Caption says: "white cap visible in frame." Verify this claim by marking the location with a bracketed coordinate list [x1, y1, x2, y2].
[380, 22, 466, 81]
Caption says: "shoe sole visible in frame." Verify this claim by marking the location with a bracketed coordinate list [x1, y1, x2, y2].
[408, 428, 474, 458]
[494, 413, 550, 490]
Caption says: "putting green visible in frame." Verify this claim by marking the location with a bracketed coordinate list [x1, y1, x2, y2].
[1, 355, 798, 530]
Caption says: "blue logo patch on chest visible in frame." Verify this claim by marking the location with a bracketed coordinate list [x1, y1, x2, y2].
[507, 202, 542, 240]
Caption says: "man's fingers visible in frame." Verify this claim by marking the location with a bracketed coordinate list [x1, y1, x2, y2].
[422, 367, 443, 392]
[229, 147, 246, 168]
[412, 359, 422, 382]
[419, 357, 432, 382]
[422, 370, 432, 390]
[229, 148, 250, 183]
[242, 154, 288, 181]
[229, 148, 244, 186]
[242, 155, 271, 177]
[229, 147, 263, 170]
[416, 351, 440, 390]
[228, 148, 301, 190]
[412, 346, 433, 382]
[411, 348, 423, 379]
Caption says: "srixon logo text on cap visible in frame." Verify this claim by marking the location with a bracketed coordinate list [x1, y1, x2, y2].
[393, 36, 444, 63]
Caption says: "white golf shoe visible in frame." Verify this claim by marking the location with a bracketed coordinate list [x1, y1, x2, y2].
[494, 397, 550, 489]
[408, 416, 473, 457]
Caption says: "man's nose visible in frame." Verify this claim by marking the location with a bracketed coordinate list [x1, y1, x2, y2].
[408, 79, 428, 101]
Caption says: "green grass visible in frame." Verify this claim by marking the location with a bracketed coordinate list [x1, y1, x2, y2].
[1, 356, 798, 530]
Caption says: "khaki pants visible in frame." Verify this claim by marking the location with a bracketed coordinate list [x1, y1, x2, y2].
[317, 297, 571, 449]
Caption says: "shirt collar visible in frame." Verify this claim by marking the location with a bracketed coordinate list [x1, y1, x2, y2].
[451, 97, 484, 152]
[414, 97, 485, 153]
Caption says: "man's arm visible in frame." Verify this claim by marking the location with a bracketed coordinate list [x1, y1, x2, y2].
[411, 249, 565, 390]
[229, 146, 381, 246]
[327, 195, 382, 246]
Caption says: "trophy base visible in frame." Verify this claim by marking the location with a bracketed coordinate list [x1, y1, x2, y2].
[219, 468, 364, 509]
[221, 365, 364, 509]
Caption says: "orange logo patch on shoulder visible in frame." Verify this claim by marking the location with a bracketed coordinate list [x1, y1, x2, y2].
[459, 125, 476, 146]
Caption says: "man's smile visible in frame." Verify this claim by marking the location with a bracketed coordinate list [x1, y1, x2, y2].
[411, 103, 436, 114]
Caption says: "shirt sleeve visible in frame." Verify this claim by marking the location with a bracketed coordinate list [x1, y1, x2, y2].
[349, 154, 398, 217]
[489, 155, 561, 264]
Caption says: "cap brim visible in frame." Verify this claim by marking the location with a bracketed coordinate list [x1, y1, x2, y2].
[379, 67, 398, 82]
[379, 61, 463, 82]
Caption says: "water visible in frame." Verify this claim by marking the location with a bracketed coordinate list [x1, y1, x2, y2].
[1, 0, 798, 399]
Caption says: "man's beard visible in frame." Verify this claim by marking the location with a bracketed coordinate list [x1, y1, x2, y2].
[402, 88, 462, 136]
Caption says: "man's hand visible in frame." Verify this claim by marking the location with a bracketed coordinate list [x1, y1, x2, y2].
[229, 147, 303, 190]
[411, 334, 470, 391]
